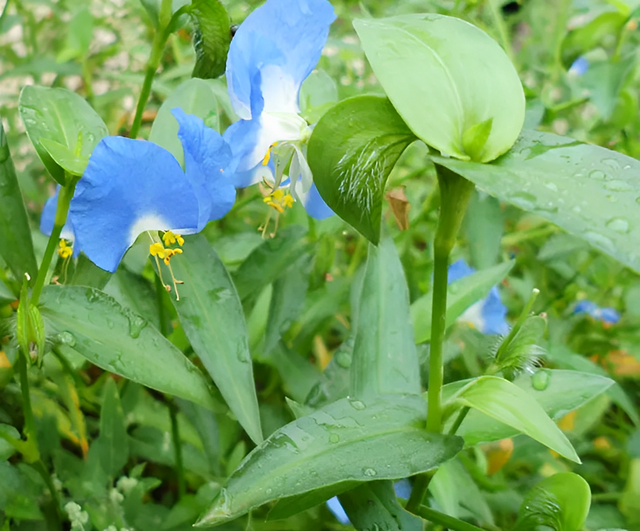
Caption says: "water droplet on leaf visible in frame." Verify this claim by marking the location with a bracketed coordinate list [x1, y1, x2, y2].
[531, 369, 550, 391]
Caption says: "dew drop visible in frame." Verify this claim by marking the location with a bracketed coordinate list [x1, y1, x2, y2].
[603, 179, 634, 192]
[363, 468, 377, 477]
[531, 369, 551, 391]
[583, 230, 615, 252]
[349, 399, 366, 411]
[509, 191, 536, 211]
[329, 433, 340, 444]
[601, 157, 621, 170]
[128, 315, 148, 338]
[56, 331, 76, 347]
[606, 217, 630, 234]
[335, 350, 352, 369]
[588, 170, 607, 180]
[544, 182, 558, 192]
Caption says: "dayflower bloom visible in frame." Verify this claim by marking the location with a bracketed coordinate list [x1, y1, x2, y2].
[574, 300, 620, 324]
[448, 259, 509, 335]
[223, 0, 336, 220]
[41, 109, 234, 277]
[568, 56, 589, 76]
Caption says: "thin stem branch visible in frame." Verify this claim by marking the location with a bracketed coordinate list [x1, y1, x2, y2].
[31, 180, 77, 306]
[17, 354, 37, 450]
[417, 504, 486, 531]
[486, 0, 514, 64]
[169, 400, 186, 500]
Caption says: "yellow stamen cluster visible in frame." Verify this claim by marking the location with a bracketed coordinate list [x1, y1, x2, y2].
[149, 242, 183, 265]
[262, 141, 278, 166]
[58, 239, 73, 259]
[263, 188, 295, 214]
[148, 230, 186, 300]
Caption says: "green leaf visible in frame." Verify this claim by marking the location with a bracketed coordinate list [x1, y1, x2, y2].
[339, 481, 423, 531]
[268, 482, 360, 521]
[351, 239, 421, 397]
[580, 55, 636, 120]
[70, 253, 112, 290]
[463, 190, 505, 270]
[514, 473, 591, 531]
[0, 119, 37, 282]
[411, 260, 514, 343]
[353, 14, 524, 162]
[263, 253, 312, 356]
[450, 376, 579, 462]
[39, 138, 89, 176]
[190, 0, 231, 80]
[19, 86, 108, 184]
[308, 95, 416, 244]
[56, 7, 93, 62]
[168, 235, 263, 445]
[149, 78, 220, 166]
[196, 394, 463, 527]
[448, 370, 613, 448]
[0, 279, 14, 306]
[232, 225, 308, 302]
[39, 285, 219, 411]
[269, 346, 321, 404]
[95, 378, 129, 477]
[431, 130, 640, 273]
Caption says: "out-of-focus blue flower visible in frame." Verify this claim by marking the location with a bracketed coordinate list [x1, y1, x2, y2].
[41, 109, 234, 273]
[326, 496, 350, 525]
[223, 0, 336, 219]
[394, 478, 412, 499]
[448, 259, 509, 335]
[574, 300, 620, 324]
[568, 56, 589, 76]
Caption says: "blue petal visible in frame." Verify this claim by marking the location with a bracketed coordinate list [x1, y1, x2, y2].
[448, 259, 474, 283]
[41, 186, 76, 242]
[326, 496, 350, 525]
[394, 479, 413, 500]
[69, 137, 201, 272]
[226, 0, 336, 118]
[599, 307, 620, 324]
[300, 182, 333, 219]
[574, 300, 598, 316]
[480, 287, 509, 335]
[569, 56, 589, 76]
[172, 109, 236, 226]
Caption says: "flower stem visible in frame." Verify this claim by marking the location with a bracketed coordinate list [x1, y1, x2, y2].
[169, 400, 186, 499]
[129, 26, 169, 139]
[31, 180, 77, 306]
[17, 354, 38, 458]
[406, 164, 474, 514]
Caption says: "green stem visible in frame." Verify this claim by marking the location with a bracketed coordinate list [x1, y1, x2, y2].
[129, 28, 168, 139]
[31, 460, 63, 529]
[417, 505, 486, 531]
[17, 353, 39, 462]
[448, 406, 470, 435]
[31, 180, 77, 306]
[169, 400, 186, 499]
[486, 0, 514, 64]
[406, 165, 474, 514]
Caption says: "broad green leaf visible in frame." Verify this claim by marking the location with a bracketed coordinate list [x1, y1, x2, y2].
[429, 458, 494, 525]
[269, 346, 320, 404]
[268, 482, 360, 521]
[299, 69, 339, 123]
[70, 253, 112, 289]
[580, 55, 636, 120]
[0, 120, 37, 282]
[39, 138, 89, 176]
[168, 235, 263, 445]
[149, 78, 220, 166]
[39, 285, 219, 411]
[19, 86, 108, 184]
[450, 376, 579, 462]
[232, 225, 308, 302]
[433, 130, 640, 273]
[0, 279, 14, 306]
[191, 0, 231, 80]
[56, 7, 93, 62]
[340, 481, 423, 531]
[447, 370, 613, 447]
[561, 12, 627, 65]
[354, 14, 524, 163]
[351, 239, 421, 397]
[514, 473, 591, 531]
[308, 95, 416, 244]
[411, 260, 514, 343]
[196, 394, 463, 527]
[263, 253, 312, 356]
[95, 378, 128, 477]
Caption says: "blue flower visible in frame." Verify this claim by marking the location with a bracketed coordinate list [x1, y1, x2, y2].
[223, 0, 336, 219]
[448, 259, 509, 335]
[326, 496, 350, 525]
[568, 56, 589, 76]
[574, 300, 620, 324]
[41, 109, 234, 273]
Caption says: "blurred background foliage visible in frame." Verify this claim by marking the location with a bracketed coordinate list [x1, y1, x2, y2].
[1, 0, 640, 529]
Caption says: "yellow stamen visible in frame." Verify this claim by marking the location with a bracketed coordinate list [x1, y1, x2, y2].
[262, 141, 278, 166]
[149, 242, 167, 259]
[58, 239, 73, 259]
[162, 230, 184, 247]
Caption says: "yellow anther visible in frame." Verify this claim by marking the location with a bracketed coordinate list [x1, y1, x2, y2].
[58, 239, 73, 259]
[162, 230, 184, 247]
[283, 194, 295, 208]
[263, 188, 294, 214]
[162, 248, 183, 265]
[149, 242, 167, 259]
[262, 141, 278, 166]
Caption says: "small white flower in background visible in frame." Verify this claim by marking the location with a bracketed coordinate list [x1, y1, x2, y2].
[65, 502, 89, 530]
[116, 476, 138, 495]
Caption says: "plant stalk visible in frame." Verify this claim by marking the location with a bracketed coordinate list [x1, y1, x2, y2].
[417, 504, 486, 531]
[406, 165, 474, 514]
[169, 400, 186, 499]
[31, 180, 77, 306]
